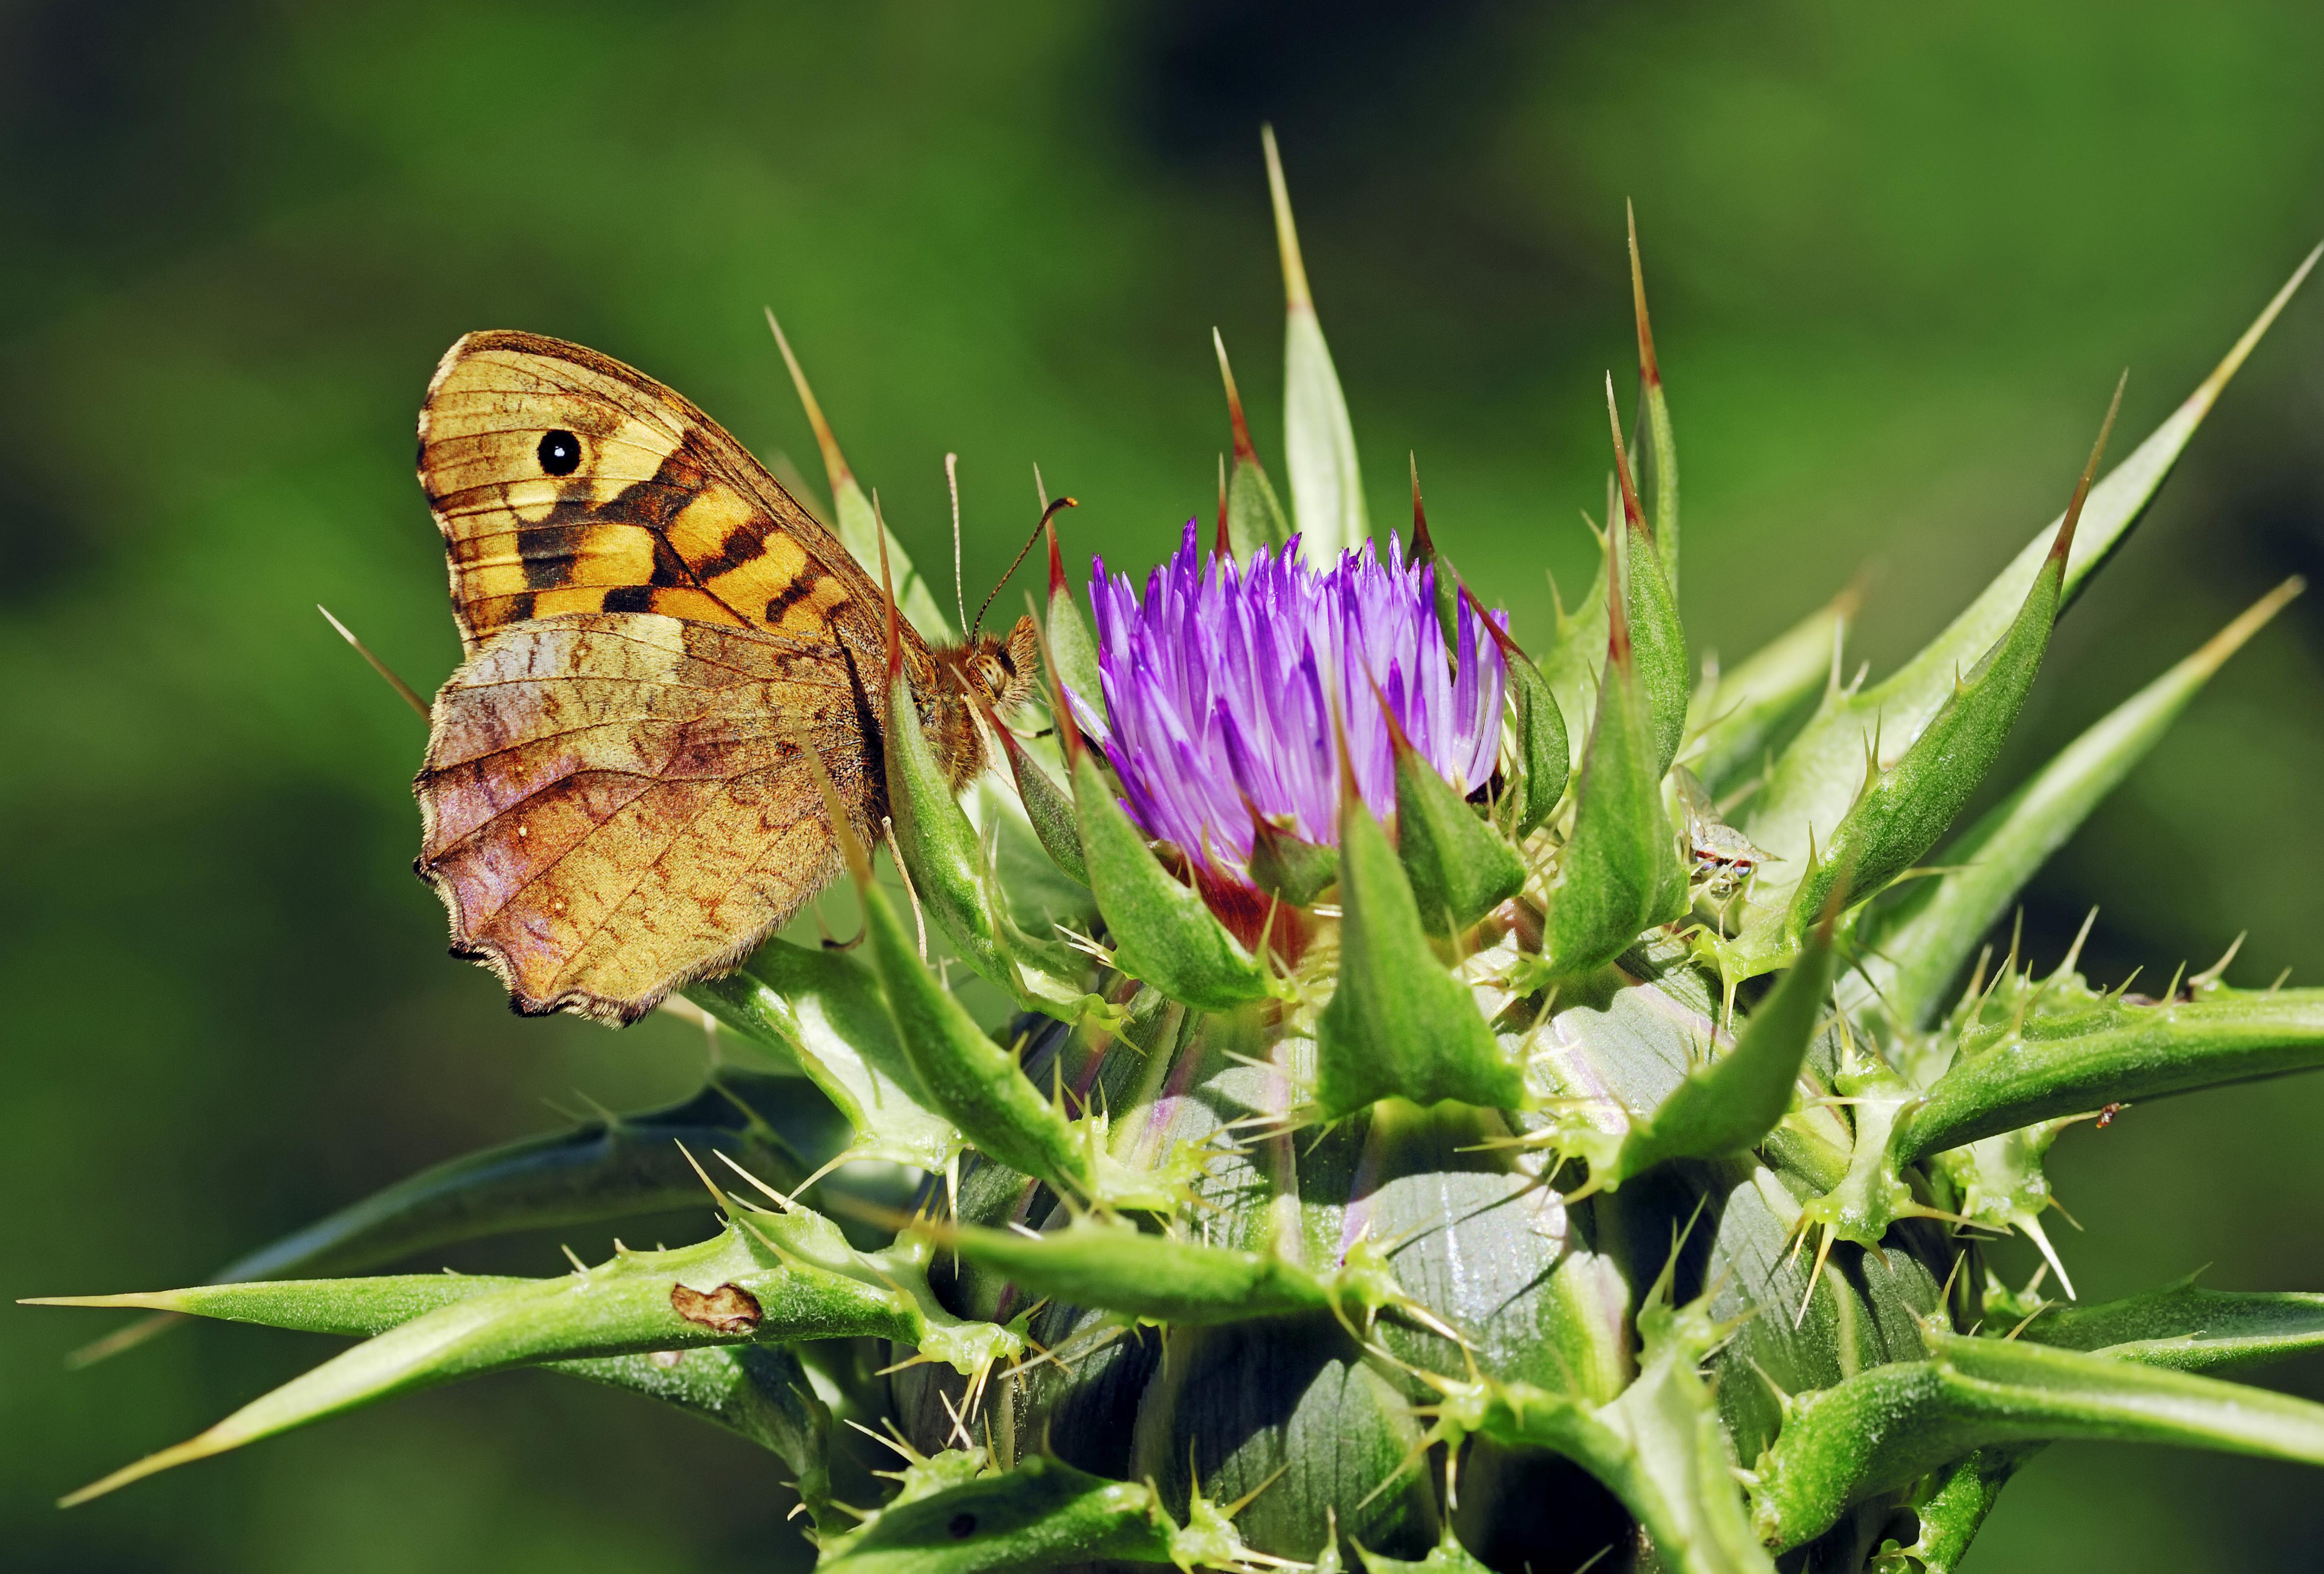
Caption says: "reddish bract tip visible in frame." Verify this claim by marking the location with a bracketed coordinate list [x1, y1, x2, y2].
[1627, 201, 1661, 389]
[1603, 372, 1650, 540]
[1213, 329, 1260, 465]
[1215, 454, 1233, 561]
[2050, 371, 2127, 568]
[1605, 529, 1634, 670]
[1409, 453, 1437, 562]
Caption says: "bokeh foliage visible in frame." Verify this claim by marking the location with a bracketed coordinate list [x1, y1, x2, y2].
[2, 2, 2321, 1570]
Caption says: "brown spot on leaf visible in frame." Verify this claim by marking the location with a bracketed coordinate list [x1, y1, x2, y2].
[670, 1281, 762, 1335]
[648, 1348, 686, 1369]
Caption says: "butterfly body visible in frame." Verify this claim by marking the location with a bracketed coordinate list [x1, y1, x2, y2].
[412, 331, 1036, 1024]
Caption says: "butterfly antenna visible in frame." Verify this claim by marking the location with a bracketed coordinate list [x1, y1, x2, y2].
[946, 452, 968, 636]
[975, 495, 1076, 638]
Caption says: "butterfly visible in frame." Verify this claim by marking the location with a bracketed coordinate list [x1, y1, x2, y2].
[412, 330, 1038, 1024]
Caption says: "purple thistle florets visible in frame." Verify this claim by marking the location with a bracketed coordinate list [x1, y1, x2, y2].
[1073, 521, 1509, 887]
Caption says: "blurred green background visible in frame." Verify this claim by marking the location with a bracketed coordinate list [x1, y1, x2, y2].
[4, 2, 2322, 1569]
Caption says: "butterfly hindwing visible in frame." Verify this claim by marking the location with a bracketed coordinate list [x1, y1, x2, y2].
[416, 330, 880, 654]
[415, 613, 880, 1023]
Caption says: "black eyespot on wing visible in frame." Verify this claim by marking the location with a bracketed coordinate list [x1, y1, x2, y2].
[538, 429, 583, 476]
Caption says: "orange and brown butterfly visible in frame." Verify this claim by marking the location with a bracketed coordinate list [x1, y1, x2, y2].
[411, 330, 1038, 1024]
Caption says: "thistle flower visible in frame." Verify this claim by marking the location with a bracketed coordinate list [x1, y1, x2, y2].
[1076, 520, 1508, 884]
[39, 139, 2324, 1574]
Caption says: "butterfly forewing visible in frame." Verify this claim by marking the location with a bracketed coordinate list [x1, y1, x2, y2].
[417, 330, 888, 654]
[411, 331, 954, 1023]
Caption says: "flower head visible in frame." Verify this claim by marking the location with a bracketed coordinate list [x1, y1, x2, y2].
[1075, 521, 1508, 885]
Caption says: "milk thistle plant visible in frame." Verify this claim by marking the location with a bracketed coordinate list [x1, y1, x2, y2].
[33, 136, 2324, 1574]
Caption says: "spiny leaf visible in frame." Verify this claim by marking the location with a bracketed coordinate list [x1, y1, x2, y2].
[42, 1209, 997, 1505]
[557, 1345, 832, 1527]
[1315, 752, 1526, 1117]
[1611, 911, 1837, 1183]
[921, 1216, 1365, 1326]
[817, 1456, 1194, 1574]
[1606, 372, 1689, 777]
[1068, 746, 1274, 1013]
[992, 714, 1089, 888]
[1749, 1329, 2324, 1551]
[1246, 810, 1340, 908]
[693, 942, 964, 1172]
[1742, 246, 2319, 901]
[1041, 500, 1106, 724]
[1627, 203, 1681, 592]
[2014, 1275, 2324, 1374]
[1894, 985, 2324, 1163]
[857, 868, 1097, 1201]
[1780, 379, 2126, 947]
[1214, 328, 1293, 559]
[1265, 125, 1366, 566]
[1540, 569, 1686, 978]
[1859, 577, 2302, 1029]
[1388, 703, 1526, 936]
[765, 307, 952, 639]
[1473, 606, 1569, 838]
[1435, 1294, 1774, 1574]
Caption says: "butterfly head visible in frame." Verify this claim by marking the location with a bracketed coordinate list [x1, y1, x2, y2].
[947, 614, 1042, 716]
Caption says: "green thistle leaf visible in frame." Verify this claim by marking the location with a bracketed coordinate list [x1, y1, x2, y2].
[1750, 1329, 2324, 1551]
[1069, 747, 1274, 1013]
[1612, 914, 1837, 1183]
[1859, 577, 2303, 1029]
[1265, 127, 1366, 567]
[1894, 985, 2324, 1165]
[1389, 712, 1526, 937]
[1541, 572, 1686, 979]
[1315, 758, 1526, 1118]
[693, 942, 965, 1172]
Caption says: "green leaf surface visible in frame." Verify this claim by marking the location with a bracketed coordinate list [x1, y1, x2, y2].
[1894, 986, 2324, 1162]
[1042, 516, 1107, 724]
[1750, 1328, 2324, 1550]
[1392, 726, 1526, 936]
[44, 1206, 1011, 1505]
[555, 1344, 832, 1526]
[856, 869, 1096, 1201]
[1609, 375, 1689, 777]
[1070, 748, 1274, 1012]
[1858, 578, 2302, 1029]
[1266, 127, 1365, 567]
[1741, 249, 2317, 916]
[817, 1456, 1183, 1574]
[1777, 386, 2106, 951]
[882, 643, 1092, 1020]
[1478, 613, 1569, 838]
[2013, 1275, 2324, 1374]
[1316, 770, 1526, 1117]
[994, 722, 1090, 888]
[693, 942, 964, 1172]
[1541, 583, 1686, 979]
[928, 1216, 1340, 1325]
[1627, 205, 1680, 594]
[1612, 920, 1836, 1183]
[1247, 813, 1340, 908]
[1356, 1530, 1496, 1572]
[1441, 1292, 1775, 1574]
[216, 1070, 831, 1288]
